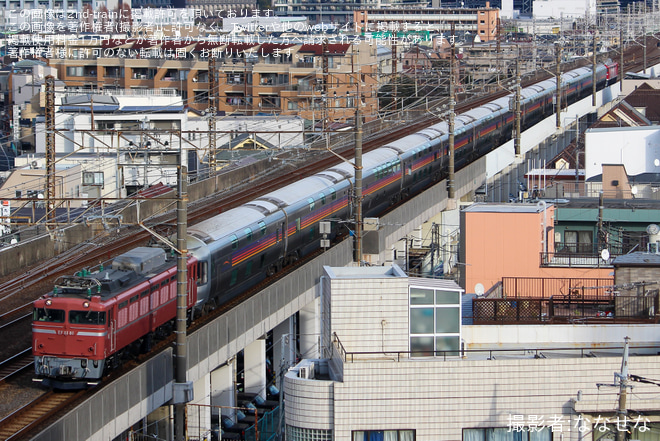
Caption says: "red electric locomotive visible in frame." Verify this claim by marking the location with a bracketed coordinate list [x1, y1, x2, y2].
[32, 247, 198, 389]
[605, 61, 619, 82]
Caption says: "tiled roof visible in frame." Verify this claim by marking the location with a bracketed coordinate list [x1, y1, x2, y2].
[298, 43, 350, 55]
[623, 82, 660, 123]
[613, 251, 660, 266]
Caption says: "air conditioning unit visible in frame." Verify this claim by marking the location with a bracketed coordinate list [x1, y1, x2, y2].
[298, 362, 315, 379]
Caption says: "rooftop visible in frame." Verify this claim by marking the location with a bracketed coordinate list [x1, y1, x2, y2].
[462, 202, 551, 213]
[324, 264, 407, 279]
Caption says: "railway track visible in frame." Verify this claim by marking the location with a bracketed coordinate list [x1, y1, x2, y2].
[0, 390, 85, 440]
[1, 42, 659, 440]
[0, 349, 33, 384]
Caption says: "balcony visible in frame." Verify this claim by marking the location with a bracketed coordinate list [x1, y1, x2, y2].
[541, 242, 642, 268]
[471, 292, 659, 324]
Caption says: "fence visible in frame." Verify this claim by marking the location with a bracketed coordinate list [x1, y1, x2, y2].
[472, 292, 658, 324]
[500, 277, 614, 299]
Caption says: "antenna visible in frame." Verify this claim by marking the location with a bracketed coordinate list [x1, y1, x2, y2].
[646, 224, 660, 235]
[600, 249, 610, 261]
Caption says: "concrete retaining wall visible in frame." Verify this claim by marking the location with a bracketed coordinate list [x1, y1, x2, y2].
[0, 156, 287, 278]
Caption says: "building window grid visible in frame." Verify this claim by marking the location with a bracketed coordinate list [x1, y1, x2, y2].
[409, 287, 461, 357]
[287, 425, 332, 441]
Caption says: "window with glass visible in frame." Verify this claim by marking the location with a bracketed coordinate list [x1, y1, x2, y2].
[410, 287, 460, 357]
[464, 427, 550, 441]
[287, 426, 332, 441]
[563, 230, 593, 254]
[34, 308, 65, 323]
[69, 310, 106, 325]
[352, 430, 415, 441]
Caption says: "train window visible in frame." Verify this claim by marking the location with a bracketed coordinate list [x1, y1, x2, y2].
[140, 290, 149, 298]
[70, 310, 106, 325]
[330, 188, 336, 200]
[245, 227, 252, 242]
[160, 281, 167, 288]
[230, 234, 238, 250]
[259, 221, 266, 236]
[309, 226, 315, 241]
[197, 261, 208, 285]
[320, 192, 326, 205]
[245, 261, 253, 277]
[151, 285, 158, 293]
[171, 276, 177, 283]
[119, 301, 128, 309]
[130, 295, 139, 304]
[34, 308, 65, 323]
[230, 269, 238, 286]
[308, 198, 315, 212]
[296, 218, 301, 233]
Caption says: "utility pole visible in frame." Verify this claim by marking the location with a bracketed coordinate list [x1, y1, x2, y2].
[448, 25, 456, 200]
[392, 43, 397, 116]
[45, 75, 56, 225]
[514, 47, 521, 157]
[620, 23, 624, 92]
[354, 83, 363, 265]
[616, 337, 630, 441]
[596, 337, 631, 441]
[174, 162, 190, 441]
[208, 57, 217, 176]
[322, 39, 329, 139]
[642, 26, 647, 74]
[555, 42, 562, 129]
[592, 32, 597, 107]
[496, 18, 501, 84]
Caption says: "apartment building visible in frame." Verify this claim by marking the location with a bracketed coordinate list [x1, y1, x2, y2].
[47, 38, 382, 124]
[283, 264, 660, 441]
[354, 4, 500, 43]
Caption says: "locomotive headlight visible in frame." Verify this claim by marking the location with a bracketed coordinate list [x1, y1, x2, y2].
[81, 359, 87, 368]
[45, 299, 52, 306]
[83, 301, 90, 308]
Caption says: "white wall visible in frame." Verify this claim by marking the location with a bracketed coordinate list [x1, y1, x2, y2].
[464, 323, 660, 349]
[533, 0, 596, 19]
[584, 126, 660, 180]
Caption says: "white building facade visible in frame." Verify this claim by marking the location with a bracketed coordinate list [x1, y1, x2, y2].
[284, 265, 660, 441]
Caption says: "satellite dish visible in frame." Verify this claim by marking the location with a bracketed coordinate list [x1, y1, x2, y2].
[10, 238, 17, 245]
[655, 158, 660, 167]
[631, 186, 638, 195]
[647, 224, 660, 235]
[475, 283, 485, 296]
[601, 249, 610, 261]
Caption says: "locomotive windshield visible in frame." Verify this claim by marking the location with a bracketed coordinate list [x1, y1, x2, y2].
[69, 310, 106, 325]
[33, 308, 65, 323]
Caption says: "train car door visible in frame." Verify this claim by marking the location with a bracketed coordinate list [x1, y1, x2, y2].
[108, 306, 116, 353]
